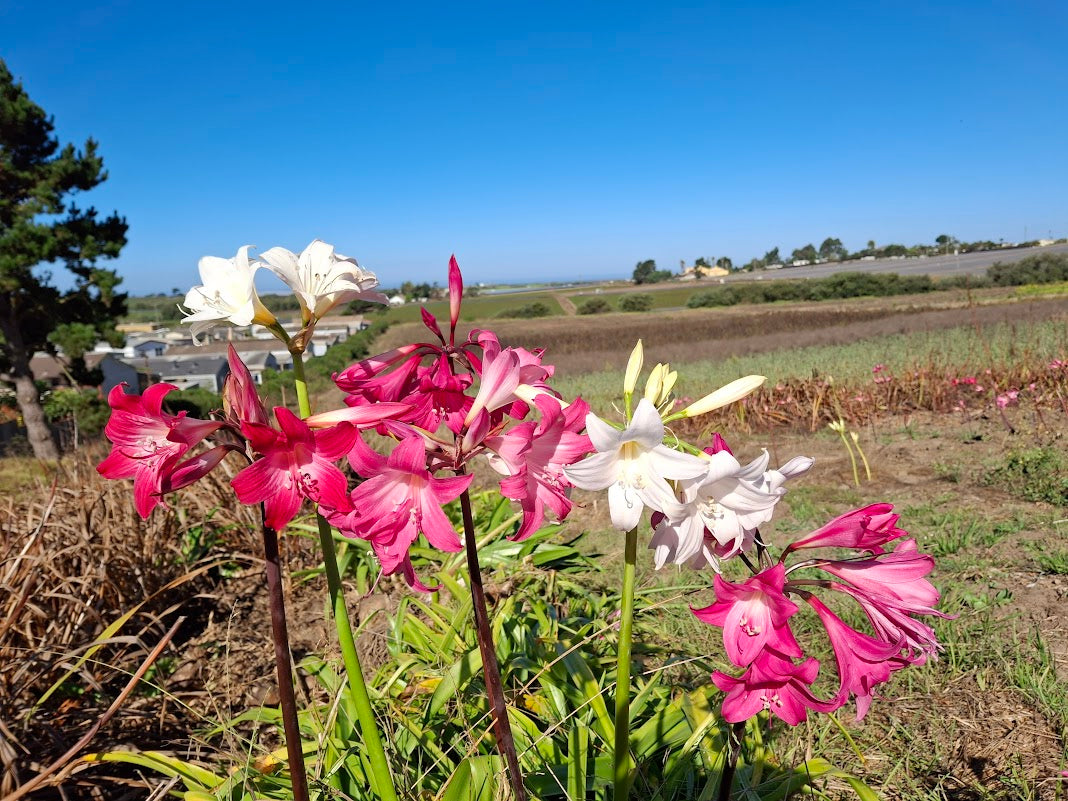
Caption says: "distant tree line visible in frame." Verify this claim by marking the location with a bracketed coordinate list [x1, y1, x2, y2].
[686, 252, 1068, 308]
[633, 234, 1067, 282]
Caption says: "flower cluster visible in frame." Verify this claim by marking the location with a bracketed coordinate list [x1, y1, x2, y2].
[559, 344, 945, 726]
[98, 242, 945, 734]
[181, 240, 385, 345]
[695, 501, 945, 724]
[100, 250, 594, 589]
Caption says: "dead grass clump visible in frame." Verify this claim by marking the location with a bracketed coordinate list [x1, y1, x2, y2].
[0, 446, 267, 799]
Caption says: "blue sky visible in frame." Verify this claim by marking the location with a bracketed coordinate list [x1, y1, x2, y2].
[3, 1, 1066, 295]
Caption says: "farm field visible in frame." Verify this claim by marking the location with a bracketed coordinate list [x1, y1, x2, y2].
[3, 291, 1068, 800]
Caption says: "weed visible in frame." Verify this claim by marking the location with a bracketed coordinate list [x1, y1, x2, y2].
[1028, 543, 1068, 575]
[981, 447, 1068, 506]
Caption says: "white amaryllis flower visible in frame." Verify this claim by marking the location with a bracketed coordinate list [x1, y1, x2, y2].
[181, 246, 276, 343]
[259, 239, 387, 323]
[649, 451, 813, 570]
[563, 398, 707, 531]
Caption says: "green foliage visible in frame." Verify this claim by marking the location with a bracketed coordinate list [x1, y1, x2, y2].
[980, 447, 1068, 506]
[988, 252, 1068, 286]
[632, 260, 672, 285]
[619, 294, 653, 312]
[686, 271, 941, 309]
[163, 386, 222, 419]
[0, 58, 127, 458]
[578, 298, 612, 315]
[41, 387, 109, 436]
[499, 301, 553, 319]
[88, 494, 873, 800]
[818, 237, 847, 261]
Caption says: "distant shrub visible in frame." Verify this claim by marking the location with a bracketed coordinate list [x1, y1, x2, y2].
[164, 386, 222, 419]
[578, 298, 612, 315]
[498, 302, 552, 319]
[42, 387, 110, 437]
[988, 253, 1068, 286]
[619, 294, 654, 312]
[687, 287, 741, 308]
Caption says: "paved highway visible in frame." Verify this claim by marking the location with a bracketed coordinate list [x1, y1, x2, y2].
[723, 243, 1068, 283]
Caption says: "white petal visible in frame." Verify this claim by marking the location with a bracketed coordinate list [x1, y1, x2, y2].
[702, 450, 743, 484]
[563, 452, 618, 491]
[608, 481, 643, 531]
[628, 398, 666, 449]
[736, 450, 770, 481]
[584, 412, 622, 453]
[778, 456, 814, 479]
[648, 445, 708, 481]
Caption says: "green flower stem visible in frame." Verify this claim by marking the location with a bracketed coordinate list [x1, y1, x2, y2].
[613, 526, 638, 801]
[291, 351, 399, 801]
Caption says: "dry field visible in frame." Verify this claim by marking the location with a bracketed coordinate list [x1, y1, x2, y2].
[2, 291, 1067, 800]
[374, 288, 1068, 377]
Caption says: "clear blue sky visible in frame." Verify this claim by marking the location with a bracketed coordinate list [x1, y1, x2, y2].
[3, 0, 1066, 295]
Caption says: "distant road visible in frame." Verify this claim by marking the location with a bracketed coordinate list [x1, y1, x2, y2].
[724, 243, 1068, 283]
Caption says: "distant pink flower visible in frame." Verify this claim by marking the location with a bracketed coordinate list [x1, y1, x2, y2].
[996, 389, 1019, 409]
[97, 383, 222, 517]
[330, 436, 473, 587]
[712, 651, 838, 725]
[692, 564, 802, 667]
[231, 407, 356, 531]
[485, 394, 592, 540]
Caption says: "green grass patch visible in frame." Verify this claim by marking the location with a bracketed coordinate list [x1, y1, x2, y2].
[980, 447, 1068, 506]
[554, 318, 1068, 415]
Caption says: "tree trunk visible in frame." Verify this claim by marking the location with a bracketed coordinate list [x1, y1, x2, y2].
[0, 305, 59, 461]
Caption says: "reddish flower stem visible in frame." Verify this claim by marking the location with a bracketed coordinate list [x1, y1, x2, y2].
[717, 720, 747, 801]
[458, 486, 527, 801]
[262, 517, 310, 801]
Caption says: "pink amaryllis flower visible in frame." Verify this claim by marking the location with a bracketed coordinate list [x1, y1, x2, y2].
[810, 538, 941, 614]
[783, 503, 905, 556]
[691, 564, 803, 667]
[231, 406, 356, 531]
[805, 595, 905, 720]
[829, 581, 944, 663]
[97, 383, 222, 517]
[712, 651, 839, 725]
[484, 394, 592, 540]
[329, 436, 473, 588]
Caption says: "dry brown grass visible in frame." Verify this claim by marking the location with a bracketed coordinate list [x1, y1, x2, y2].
[0, 448, 267, 799]
[375, 292, 1068, 377]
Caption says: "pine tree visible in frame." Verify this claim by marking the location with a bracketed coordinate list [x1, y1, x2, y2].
[0, 58, 127, 459]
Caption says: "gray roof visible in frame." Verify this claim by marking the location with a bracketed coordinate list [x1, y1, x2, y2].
[139, 355, 230, 378]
